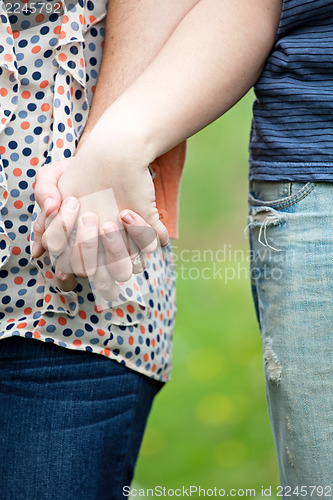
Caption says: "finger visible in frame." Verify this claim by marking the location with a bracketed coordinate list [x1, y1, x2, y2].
[100, 221, 133, 283]
[70, 212, 99, 278]
[34, 158, 71, 217]
[150, 217, 170, 247]
[55, 245, 77, 292]
[93, 244, 120, 302]
[119, 209, 158, 254]
[120, 227, 147, 275]
[31, 211, 47, 258]
[131, 250, 147, 274]
[42, 197, 80, 255]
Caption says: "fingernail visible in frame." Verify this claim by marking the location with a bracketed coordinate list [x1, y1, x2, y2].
[121, 211, 134, 225]
[43, 197, 53, 213]
[64, 197, 79, 212]
[81, 214, 96, 228]
[102, 222, 118, 240]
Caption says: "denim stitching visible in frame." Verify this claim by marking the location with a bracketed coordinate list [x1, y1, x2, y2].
[248, 182, 318, 210]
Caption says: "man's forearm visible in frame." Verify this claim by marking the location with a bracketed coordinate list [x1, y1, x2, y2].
[85, 0, 282, 163]
[80, 0, 200, 139]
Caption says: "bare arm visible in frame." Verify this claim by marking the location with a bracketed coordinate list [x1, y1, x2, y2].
[79, 0, 282, 162]
[77, 0, 201, 147]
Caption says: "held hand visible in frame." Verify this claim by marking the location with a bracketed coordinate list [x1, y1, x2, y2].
[32, 146, 169, 293]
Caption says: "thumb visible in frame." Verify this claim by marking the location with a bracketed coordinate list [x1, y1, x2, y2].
[34, 159, 71, 216]
[150, 217, 170, 247]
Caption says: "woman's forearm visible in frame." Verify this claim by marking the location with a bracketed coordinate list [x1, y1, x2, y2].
[79, 0, 200, 140]
[84, 0, 282, 164]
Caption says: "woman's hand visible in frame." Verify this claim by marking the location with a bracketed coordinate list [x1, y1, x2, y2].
[32, 135, 169, 294]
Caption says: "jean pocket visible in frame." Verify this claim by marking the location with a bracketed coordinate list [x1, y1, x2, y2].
[248, 180, 317, 209]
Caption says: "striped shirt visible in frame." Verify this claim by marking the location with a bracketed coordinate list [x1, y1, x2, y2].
[248, 0, 333, 181]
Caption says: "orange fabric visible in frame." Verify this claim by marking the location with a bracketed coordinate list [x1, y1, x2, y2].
[150, 140, 187, 240]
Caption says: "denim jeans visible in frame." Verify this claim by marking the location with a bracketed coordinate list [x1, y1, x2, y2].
[0, 336, 163, 500]
[247, 180, 333, 494]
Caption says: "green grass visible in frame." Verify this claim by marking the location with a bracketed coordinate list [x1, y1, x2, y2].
[131, 90, 281, 495]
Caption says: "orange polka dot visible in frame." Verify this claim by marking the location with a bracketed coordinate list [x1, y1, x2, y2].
[59, 31, 66, 40]
[97, 329, 105, 336]
[143, 353, 149, 362]
[151, 339, 156, 347]
[31, 46, 41, 54]
[128, 336, 134, 346]
[58, 317, 67, 326]
[0, 146, 5, 155]
[89, 15, 96, 23]
[116, 308, 124, 317]
[140, 325, 145, 334]
[4, 54, 13, 62]
[53, 25, 61, 34]
[80, 58, 85, 67]
[91, 85, 96, 94]
[58, 52, 67, 62]
[134, 283, 139, 291]
[104, 348, 110, 356]
[14, 200, 23, 209]
[40, 80, 48, 89]
[73, 340, 82, 346]
[45, 271, 53, 279]
[57, 85, 65, 95]
[6, 26, 12, 35]
[127, 304, 135, 314]
[33, 331, 41, 338]
[14, 277, 23, 285]
[56, 139, 64, 148]
[44, 294, 51, 303]
[21, 121, 30, 130]
[30, 158, 39, 166]
[79, 14, 84, 24]
[17, 322, 27, 329]
[60, 295, 66, 304]
[3, 191, 8, 200]
[0, 88, 8, 96]
[36, 14, 44, 23]
[24, 307, 32, 315]
[12, 246, 21, 255]
[22, 90, 31, 99]
[94, 305, 103, 314]
[62, 14, 69, 23]
[38, 319, 46, 327]
[67, 118, 72, 128]
[41, 103, 50, 112]
[151, 364, 156, 372]
[12, 30, 20, 39]
[13, 168, 22, 176]
[79, 311, 86, 319]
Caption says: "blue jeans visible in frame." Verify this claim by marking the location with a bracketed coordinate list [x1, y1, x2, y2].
[248, 180, 333, 494]
[0, 336, 163, 500]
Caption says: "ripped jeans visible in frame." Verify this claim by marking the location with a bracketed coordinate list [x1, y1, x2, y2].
[247, 180, 333, 494]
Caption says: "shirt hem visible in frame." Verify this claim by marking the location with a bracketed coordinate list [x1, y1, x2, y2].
[249, 161, 333, 181]
[0, 328, 171, 383]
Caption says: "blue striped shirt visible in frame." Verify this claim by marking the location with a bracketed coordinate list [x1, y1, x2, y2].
[248, 0, 333, 181]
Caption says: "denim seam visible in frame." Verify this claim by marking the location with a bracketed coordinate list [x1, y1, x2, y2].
[248, 181, 318, 210]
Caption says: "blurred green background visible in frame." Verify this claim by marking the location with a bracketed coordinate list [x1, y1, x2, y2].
[131, 90, 280, 496]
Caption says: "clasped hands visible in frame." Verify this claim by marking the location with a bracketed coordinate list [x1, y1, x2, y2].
[31, 135, 169, 300]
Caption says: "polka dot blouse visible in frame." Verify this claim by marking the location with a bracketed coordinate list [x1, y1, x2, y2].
[0, 0, 177, 381]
